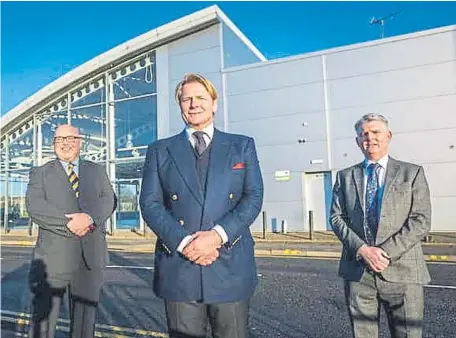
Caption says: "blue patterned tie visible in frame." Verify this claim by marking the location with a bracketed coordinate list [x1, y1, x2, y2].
[365, 163, 380, 245]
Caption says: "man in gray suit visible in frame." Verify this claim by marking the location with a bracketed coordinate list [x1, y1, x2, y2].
[330, 113, 431, 338]
[26, 124, 116, 338]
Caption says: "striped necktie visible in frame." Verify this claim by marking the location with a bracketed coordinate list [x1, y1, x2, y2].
[67, 162, 80, 198]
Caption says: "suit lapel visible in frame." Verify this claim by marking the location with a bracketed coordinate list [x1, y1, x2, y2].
[78, 160, 88, 197]
[205, 129, 232, 201]
[381, 157, 401, 203]
[352, 163, 365, 211]
[51, 159, 71, 188]
[167, 131, 204, 206]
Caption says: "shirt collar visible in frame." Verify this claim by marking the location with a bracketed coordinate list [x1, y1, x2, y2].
[60, 158, 80, 167]
[185, 123, 214, 140]
[364, 154, 389, 170]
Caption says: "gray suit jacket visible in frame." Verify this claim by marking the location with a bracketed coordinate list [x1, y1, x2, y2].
[26, 159, 116, 274]
[330, 157, 431, 285]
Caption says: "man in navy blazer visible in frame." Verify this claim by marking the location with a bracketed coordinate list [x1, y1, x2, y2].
[140, 73, 264, 338]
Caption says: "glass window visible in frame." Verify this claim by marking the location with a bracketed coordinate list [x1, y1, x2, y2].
[8, 126, 34, 171]
[114, 95, 157, 159]
[71, 105, 107, 163]
[6, 169, 30, 229]
[112, 64, 157, 100]
[71, 84, 105, 108]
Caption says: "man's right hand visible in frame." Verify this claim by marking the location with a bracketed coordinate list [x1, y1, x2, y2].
[358, 245, 390, 272]
[193, 249, 220, 266]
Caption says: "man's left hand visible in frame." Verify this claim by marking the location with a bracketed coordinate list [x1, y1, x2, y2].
[183, 230, 222, 263]
[65, 213, 93, 237]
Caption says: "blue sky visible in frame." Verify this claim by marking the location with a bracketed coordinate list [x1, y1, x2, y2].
[2, 1, 456, 115]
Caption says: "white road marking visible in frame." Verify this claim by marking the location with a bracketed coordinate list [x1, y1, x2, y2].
[106, 265, 154, 270]
[425, 284, 456, 290]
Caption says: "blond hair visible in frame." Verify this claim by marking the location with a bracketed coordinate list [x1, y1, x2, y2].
[174, 73, 218, 102]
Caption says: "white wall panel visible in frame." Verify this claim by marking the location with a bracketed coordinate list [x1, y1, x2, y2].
[328, 61, 456, 109]
[230, 111, 327, 147]
[262, 174, 303, 203]
[257, 141, 329, 173]
[326, 32, 456, 79]
[168, 47, 222, 81]
[330, 94, 456, 140]
[167, 24, 220, 57]
[331, 138, 364, 170]
[225, 56, 323, 95]
[431, 197, 456, 231]
[422, 162, 456, 197]
[228, 83, 325, 122]
[388, 129, 456, 164]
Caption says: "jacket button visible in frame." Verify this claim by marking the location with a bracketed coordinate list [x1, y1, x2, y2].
[229, 193, 234, 199]
[178, 218, 185, 226]
[171, 194, 178, 201]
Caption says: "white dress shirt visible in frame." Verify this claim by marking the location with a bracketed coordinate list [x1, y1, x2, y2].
[60, 158, 80, 176]
[176, 124, 228, 253]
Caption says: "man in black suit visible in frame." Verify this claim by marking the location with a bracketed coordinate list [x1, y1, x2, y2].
[26, 124, 116, 338]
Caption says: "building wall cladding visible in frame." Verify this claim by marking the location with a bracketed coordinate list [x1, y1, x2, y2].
[225, 27, 456, 232]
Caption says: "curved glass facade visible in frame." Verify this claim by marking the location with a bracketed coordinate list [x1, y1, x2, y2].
[0, 50, 157, 233]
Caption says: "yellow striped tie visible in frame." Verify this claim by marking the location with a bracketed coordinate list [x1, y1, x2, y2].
[67, 163, 80, 198]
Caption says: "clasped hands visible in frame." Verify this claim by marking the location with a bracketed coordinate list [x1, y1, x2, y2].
[358, 244, 391, 273]
[182, 230, 223, 266]
[65, 213, 93, 237]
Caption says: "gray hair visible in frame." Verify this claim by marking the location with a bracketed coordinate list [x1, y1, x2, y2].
[354, 113, 390, 135]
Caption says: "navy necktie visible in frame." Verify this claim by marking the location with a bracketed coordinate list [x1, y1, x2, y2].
[192, 131, 207, 155]
[365, 163, 380, 244]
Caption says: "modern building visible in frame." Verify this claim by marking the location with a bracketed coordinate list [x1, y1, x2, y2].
[1, 5, 455, 234]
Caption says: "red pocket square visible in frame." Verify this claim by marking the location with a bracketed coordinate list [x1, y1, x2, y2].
[233, 162, 245, 169]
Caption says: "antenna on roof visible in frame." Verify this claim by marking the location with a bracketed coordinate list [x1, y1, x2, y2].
[369, 11, 402, 38]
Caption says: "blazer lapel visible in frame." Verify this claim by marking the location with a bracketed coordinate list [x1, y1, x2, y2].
[381, 157, 401, 202]
[205, 129, 232, 201]
[352, 163, 365, 212]
[167, 131, 204, 206]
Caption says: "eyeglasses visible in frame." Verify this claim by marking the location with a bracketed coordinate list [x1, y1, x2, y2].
[54, 136, 82, 144]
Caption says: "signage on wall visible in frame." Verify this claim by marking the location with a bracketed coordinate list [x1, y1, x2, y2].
[274, 170, 291, 181]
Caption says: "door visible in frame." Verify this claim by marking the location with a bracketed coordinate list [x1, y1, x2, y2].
[304, 172, 333, 231]
[115, 179, 141, 229]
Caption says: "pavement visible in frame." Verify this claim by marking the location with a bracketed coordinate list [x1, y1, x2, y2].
[1, 229, 456, 262]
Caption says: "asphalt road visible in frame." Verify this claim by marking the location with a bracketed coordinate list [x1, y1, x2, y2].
[1, 246, 456, 338]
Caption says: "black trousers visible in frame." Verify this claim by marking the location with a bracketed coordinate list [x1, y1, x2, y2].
[28, 256, 103, 338]
[165, 299, 250, 338]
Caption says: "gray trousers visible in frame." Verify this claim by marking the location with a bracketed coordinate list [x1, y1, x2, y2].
[28, 256, 103, 338]
[344, 271, 424, 338]
[165, 299, 250, 338]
